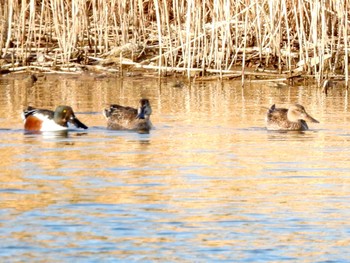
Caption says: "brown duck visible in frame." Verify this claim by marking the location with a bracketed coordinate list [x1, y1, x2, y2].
[103, 99, 152, 133]
[266, 104, 319, 131]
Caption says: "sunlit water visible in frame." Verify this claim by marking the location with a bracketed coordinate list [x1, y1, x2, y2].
[1, 73, 350, 262]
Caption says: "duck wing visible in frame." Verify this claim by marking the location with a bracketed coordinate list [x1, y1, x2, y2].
[103, 104, 138, 120]
[22, 106, 54, 120]
[266, 105, 288, 122]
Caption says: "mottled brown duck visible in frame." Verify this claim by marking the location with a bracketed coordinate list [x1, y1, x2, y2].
[265, 104, 319, 131]
[103, 99, 152, 133]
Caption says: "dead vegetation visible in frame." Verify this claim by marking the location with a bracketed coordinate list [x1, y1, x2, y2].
[0, 0, 349, 85]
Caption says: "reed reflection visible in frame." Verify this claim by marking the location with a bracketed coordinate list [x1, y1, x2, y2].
[0, 75, 350, 262]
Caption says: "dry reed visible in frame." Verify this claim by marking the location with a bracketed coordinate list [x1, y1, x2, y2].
[0, 0, 349, 84]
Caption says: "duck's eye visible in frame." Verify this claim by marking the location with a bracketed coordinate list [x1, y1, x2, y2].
[63, 110, 67, 113]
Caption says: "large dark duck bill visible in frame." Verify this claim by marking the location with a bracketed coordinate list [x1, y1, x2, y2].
[136, 110, 145, 119]
[303, 113, 319, 124]
[69, 116, 88, 129]
[136, 105, 147, 119]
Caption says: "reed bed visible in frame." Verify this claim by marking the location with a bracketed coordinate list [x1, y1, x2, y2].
[0, 0, 349, 84]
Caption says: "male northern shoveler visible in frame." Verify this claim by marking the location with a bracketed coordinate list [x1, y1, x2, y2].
[22, 105, 88, 132]
[103, 99, 152, 132]
[266, 104, 319, 131]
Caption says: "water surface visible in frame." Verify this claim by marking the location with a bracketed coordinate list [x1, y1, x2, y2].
[0, 74, 350, 262]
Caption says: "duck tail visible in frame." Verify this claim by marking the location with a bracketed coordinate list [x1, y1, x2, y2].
[261, 104, 275, 112]
[22, 106, 37, 120]
[102, 107, 112, 119]
[268, 104, 276, 113]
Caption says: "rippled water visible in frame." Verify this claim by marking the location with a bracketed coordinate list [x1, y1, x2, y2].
[1, 73, 350, 262]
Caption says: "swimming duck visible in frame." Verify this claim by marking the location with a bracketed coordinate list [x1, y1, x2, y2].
[103, 98, 152, 132]
[266, 104, 319, 131]
[22, 105, 88, 132]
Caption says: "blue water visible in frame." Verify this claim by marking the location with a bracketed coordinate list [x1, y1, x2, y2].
[0, 75, 350, 262]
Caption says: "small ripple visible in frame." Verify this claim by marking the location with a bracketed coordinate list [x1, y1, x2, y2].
[0, 188, 38, 194]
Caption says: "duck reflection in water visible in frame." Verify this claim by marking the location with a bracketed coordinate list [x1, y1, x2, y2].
[103, 98, 153, 133]
[24, 130, 69, 138]
[23, 128, 88, 139]
[266, 104, 319, 131]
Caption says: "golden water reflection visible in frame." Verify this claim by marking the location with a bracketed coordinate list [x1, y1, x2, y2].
[0, 74, 350, 261]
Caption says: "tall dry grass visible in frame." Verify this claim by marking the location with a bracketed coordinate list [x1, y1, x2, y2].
[0, 0, 349, 84]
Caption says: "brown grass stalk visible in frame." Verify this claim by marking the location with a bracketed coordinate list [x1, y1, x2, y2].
[0, 0, 349, 82]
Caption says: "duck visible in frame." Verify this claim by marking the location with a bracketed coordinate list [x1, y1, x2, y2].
[266, 104, 319, 131]
[103, 98, 152, 132]
[22, 105, 88, 132]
